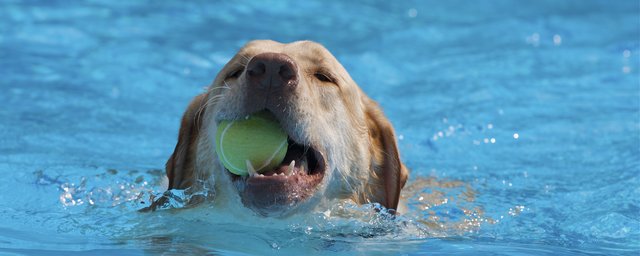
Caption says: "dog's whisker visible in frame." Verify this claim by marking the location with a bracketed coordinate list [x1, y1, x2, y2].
[194, 93, 228, 130]
[238, 54, 251, 64]
[208, 86, 228, 92]
[222, 80, 233, 89]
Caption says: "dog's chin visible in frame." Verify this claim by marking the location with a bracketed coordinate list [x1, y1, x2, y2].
[227, 139, 326, 217]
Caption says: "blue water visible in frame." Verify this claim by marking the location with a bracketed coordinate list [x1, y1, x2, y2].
[1, 0, 639, 255]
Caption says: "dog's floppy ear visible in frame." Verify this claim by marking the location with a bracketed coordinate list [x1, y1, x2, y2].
[364, 99, 409, 212]
[165, 93, 208, 190]
[140, 93, 208, 212]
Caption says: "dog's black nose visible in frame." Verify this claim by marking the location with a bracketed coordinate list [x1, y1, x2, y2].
[246, 52, 298, 90]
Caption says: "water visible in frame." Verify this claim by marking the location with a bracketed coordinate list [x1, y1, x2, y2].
[1, 0, 639, 255]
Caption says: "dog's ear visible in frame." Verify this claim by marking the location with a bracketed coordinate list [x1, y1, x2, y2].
[364, 99, 409, 212]
[165, 93, 208, 190]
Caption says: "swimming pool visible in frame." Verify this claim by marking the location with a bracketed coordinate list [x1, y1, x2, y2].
[1, 0, 638, 255]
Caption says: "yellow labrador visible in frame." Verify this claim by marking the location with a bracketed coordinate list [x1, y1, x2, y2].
[149, 40, 408, 217]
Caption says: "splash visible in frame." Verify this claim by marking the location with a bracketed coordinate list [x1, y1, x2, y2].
[49, 167, 503, 253]
[55, 169, 163, 210]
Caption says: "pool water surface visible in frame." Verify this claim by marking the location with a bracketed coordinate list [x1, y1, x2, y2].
[0, 0, 639, 255]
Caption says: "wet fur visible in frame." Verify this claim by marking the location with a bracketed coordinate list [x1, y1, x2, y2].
[149, 40, 409, 214]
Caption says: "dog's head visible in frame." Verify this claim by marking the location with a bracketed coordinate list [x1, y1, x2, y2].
[162, 40, 408, 217]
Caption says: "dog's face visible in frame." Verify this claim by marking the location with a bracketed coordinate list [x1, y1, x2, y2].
[158, 40, 408, 217]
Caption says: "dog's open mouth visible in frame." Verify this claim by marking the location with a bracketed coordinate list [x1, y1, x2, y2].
[227, 138, 326, 215]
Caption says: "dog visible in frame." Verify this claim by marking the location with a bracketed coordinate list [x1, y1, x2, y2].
[147, 40, 408, 217]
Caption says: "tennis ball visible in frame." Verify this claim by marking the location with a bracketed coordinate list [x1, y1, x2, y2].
[215, 111, 288, 176]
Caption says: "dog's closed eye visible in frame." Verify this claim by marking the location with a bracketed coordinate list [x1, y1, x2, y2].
[313, 72, 336, 84]
[225, 67, 244, 80]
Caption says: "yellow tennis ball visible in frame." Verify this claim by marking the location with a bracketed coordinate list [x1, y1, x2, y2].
[215, 111, 288, 176]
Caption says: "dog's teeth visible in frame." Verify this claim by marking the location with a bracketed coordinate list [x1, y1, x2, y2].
[258, 174, 264, 177]
[286, 160, 295, 176]
[246, 160, 258, 177]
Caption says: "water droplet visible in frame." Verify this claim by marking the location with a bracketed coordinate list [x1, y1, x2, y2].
[408, 8, 418, 18]
[526, 33, 540, 47]
[553, 34, 562, 45]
